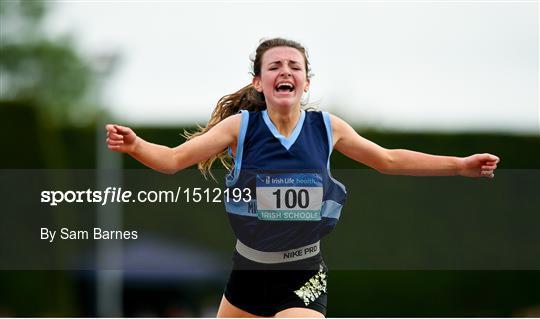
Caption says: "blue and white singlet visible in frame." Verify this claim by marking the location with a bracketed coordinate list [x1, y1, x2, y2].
[225, 109, 347, 257]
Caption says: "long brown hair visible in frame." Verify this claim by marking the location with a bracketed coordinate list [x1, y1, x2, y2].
[184, 38, 312, 178]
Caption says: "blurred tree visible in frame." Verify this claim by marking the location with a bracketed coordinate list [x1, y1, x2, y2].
[0, 0, 105, 127]
[0, 3, 111, 315]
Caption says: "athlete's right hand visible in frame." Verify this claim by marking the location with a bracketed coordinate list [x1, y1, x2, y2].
[105, 124, 139, 153]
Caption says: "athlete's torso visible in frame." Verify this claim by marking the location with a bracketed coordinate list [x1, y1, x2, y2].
[225, 110, 347, 252]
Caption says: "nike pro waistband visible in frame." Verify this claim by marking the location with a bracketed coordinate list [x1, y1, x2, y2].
[235, 240, 320, 264]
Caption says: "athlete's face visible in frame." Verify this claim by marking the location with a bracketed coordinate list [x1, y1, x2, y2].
[253, 46, 310, 111]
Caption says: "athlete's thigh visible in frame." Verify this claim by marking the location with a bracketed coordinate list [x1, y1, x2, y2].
[216, 294, 269, 318]
[274, 307, 325, 318]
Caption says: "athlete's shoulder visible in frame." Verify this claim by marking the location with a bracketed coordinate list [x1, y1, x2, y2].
[319, 112, 347, 129]
[335, 114, 352, 128]
[304, 109, 325, 120]
[242, 109, 263, 120]
[222, 112, 243, 125]
[210, 113, 244, 139]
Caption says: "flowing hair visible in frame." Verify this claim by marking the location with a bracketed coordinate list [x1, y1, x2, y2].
[184, 38, 312, 178]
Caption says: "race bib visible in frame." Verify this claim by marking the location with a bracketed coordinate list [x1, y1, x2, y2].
[256, 173, 323, 221]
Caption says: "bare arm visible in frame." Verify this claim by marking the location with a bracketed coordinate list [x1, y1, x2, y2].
[331, 114, 499, 177]
[105, 114, 240, 174]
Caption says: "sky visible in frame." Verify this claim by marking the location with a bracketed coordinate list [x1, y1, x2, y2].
[45, 1, 539, 133]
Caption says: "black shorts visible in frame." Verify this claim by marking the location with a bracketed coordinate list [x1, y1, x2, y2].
[223, 251, 328, 317]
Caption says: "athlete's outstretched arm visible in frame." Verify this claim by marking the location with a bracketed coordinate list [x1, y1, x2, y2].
[105, 114, 240, 174]
[331, 114, 499, 177]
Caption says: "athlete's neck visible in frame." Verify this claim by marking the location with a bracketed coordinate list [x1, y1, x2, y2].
[266, 107, 302, 138]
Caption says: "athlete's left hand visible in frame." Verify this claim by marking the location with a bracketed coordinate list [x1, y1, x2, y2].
[458, 153, 500, 178]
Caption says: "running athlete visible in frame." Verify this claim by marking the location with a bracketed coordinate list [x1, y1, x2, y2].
[105, 38, 499, 318]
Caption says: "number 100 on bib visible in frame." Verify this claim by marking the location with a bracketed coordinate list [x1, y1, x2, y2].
[256, 173, 323, 221]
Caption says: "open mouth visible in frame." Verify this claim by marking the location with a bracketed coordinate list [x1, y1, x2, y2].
[275, 82, 295, 93]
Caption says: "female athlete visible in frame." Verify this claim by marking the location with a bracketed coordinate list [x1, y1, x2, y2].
[105, 38, 499, 318]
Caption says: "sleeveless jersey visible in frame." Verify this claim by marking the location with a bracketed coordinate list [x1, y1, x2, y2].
[224, 110, 347, 252]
